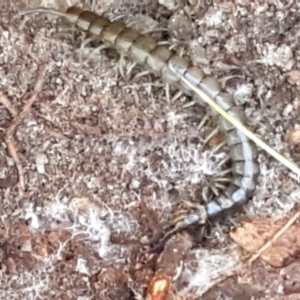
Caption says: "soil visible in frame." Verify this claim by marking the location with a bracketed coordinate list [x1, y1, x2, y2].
[1, 0, 300, 299]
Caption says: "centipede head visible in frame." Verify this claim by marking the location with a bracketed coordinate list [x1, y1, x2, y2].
[150, 206, 208, 253]
[169, 208, 208, 231]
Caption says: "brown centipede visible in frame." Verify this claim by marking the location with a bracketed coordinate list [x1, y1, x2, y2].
[20, 6, 260, 236]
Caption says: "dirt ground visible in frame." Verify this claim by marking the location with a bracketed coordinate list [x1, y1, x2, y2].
[1, 0, 300, 299]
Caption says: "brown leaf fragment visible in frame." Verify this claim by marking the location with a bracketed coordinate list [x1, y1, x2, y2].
[285, 127, 300, 158]
[286, 127, 300, 147]
[230, 215, 300, 268]
[146, 274, 170, 300]
[207, 132, 225, 147]
[288, 70, 300, 86]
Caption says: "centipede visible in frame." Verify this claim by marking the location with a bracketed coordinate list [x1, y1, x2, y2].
[20, 6, 260, 239]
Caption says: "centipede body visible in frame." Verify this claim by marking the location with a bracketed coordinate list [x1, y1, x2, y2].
[21, 6, 260, 224]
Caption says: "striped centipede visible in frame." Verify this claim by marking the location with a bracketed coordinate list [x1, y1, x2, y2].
[21, 6, 260, 235]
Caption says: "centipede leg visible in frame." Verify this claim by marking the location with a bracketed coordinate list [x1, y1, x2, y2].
[118, 55, 127, 79]
[171, 90, 183, 102]
[165, 83, 171, 104]
[85, 43, 111, 64]
[211, 140, 226, 154]
[79, 36, 98, 63]
[214, 177, 232, 183]
[196, 113, 209, 130]
[202, 125, 220, 146]
[183, 100, 196, 108]
[132, 69, 151, 80]
[80, 36, 97, 50]
[126, 61, 138, 78]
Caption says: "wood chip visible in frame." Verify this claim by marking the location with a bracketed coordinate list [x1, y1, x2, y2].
[230, 214, 300, 268]
[146, 274, 171, 300]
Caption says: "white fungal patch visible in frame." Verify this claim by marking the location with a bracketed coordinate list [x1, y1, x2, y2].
[177, 248, 239, 296]
[257, 44, 294, 71]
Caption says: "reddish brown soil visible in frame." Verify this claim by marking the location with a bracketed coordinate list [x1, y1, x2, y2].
[1, 0, 300, 299]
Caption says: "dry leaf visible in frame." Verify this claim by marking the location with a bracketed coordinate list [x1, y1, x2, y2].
[230, 219, 300, 268]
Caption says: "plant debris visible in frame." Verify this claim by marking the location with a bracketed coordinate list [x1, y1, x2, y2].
[1, 0, 300, 299]
[230, 211, 300, 268]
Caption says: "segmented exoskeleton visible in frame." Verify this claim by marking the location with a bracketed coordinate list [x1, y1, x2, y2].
[21, 6, 259, 233]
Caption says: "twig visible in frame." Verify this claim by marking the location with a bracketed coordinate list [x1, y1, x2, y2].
[5, 64, 47, 192]
[247, 211, 300, 266]
[175, 70, 300, 177]
[0, 93, 18, 117]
